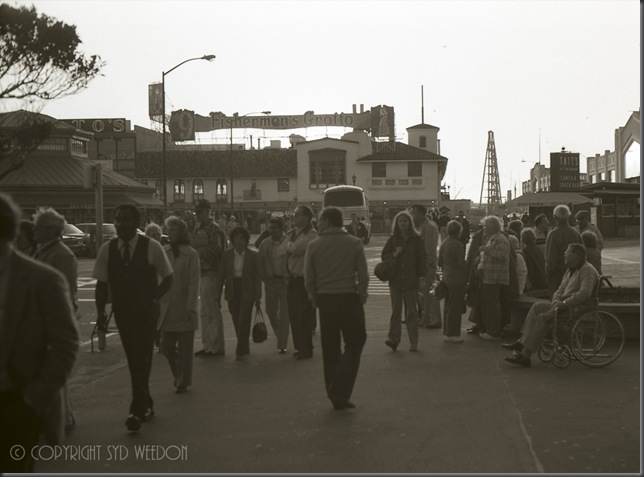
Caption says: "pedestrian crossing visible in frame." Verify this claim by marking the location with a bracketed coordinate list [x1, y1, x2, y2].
[367, 257, 390, 296]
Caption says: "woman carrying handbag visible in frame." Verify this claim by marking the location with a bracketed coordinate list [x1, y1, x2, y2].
[381, 211, 427, 352]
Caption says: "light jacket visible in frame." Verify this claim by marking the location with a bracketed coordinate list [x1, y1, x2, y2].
[158, 244, 200, 332]
[304, 227, 369, 301]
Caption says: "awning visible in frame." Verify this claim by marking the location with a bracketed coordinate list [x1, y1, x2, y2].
[6, 190, 162, 210]
[506, 192, 593, 207]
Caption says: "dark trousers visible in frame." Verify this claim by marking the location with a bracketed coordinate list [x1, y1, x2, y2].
[161, 331, 195, 387]
[114, 310, 155, 419]
[481, 283, 503, 337]
[443, 283, 466, 337]
[0, 390, 40, 473]
[228, 278, 254, 357]
[318, 294, 366, 402]
[287, 277, 314, 355]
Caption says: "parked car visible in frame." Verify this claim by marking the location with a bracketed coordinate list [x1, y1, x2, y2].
[76, 223, 117, 258]
[62, 223, 89, 257]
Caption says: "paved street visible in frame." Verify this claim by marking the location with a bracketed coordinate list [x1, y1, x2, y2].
[36, 235, 640, 473]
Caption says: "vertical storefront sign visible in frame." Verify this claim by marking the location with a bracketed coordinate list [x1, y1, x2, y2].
[148, 83, 164, 117]
[550, 152, 580, 191]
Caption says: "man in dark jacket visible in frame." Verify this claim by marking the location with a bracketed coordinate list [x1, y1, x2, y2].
[0, 193, 79, 472]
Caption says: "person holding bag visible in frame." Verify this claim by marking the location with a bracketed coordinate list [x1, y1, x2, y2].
[217, 227, 262, 361]
[381, 211, 427, 352]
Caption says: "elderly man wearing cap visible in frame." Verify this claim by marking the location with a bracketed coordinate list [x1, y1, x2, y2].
[191, 199, 227, 358]
[574, 210, 603, 251]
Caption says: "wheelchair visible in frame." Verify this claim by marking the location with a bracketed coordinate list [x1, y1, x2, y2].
[537, 276, 625, 368]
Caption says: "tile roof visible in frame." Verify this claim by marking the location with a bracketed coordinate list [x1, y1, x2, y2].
[406, 123, 440, 130]
[356, 141, 448, 162]
[0, 109, 80, 132]
[136, 149, 298, 179]
[0, 155, 154, 192]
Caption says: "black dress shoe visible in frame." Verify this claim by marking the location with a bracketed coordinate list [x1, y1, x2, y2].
[125, 414, 141, 432]
[501, 341, 524, 351]
[504, 354, 531, 367]
[330, 398, 356, 410]
[194, 349, 208, 357]
[385, 340, 398, 351]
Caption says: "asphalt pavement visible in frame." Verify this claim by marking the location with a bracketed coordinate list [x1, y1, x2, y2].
[33, 235, 640, 473]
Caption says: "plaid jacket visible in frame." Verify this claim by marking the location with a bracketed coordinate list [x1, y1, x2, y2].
[480, 232, 510, 285]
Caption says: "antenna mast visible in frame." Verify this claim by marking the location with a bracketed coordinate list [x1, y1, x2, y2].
[421, 85, 425, 124]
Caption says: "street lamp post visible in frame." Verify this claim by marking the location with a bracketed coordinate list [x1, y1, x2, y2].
[161, 54, 216, 215]
[230, 111, 271, 216]
[352, 174, 356, 186]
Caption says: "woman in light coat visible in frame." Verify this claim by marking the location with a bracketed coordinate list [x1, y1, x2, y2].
[159, 216, 200, 394]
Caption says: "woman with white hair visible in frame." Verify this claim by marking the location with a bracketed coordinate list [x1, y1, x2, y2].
[158, 216, 200, 394]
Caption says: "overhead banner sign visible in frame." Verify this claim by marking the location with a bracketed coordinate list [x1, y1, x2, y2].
[208, 110, 371, 130]
[169, 106, 395, 140]
[550, 152, 580, 191]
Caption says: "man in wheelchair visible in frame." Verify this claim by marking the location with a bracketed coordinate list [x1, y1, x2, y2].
[502, 243, 599, 367]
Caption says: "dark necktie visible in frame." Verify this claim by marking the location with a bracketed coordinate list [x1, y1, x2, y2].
[122, 242, 130, 266]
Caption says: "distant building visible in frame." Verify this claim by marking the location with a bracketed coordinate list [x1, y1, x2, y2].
[522, 162, 588, 194]
[0, 110, 161, 224]
[586, 110, 640, 184]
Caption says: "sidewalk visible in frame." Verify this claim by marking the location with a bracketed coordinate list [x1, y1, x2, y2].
[35, 316, 640, 473]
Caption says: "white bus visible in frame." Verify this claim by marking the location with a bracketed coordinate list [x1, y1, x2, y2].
[322, 185, 371, 243]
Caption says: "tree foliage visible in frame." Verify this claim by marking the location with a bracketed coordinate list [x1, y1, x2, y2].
[0, 112, 53, 180]
[0, 3, 105, 101]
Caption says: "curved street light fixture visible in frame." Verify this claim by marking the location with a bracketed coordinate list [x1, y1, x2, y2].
[230, 111, 271, 216]
[161, 54, 216, 214]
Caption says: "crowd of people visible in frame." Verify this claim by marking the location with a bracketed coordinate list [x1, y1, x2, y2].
[0, 189, 608, 470]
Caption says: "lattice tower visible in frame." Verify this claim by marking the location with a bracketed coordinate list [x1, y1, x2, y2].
[478, 130, 502, 214]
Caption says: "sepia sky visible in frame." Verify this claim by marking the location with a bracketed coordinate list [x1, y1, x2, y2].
[13, 0, 641, 202]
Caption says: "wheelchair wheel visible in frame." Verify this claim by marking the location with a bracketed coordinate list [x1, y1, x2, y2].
[570, 310, 625, 368]
[538, 344, 555, 362]
[553, 349, 571, 368]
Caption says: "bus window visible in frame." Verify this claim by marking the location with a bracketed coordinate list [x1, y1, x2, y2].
[323, 190, 364, 207]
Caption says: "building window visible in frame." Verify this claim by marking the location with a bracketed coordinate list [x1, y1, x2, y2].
[408, 161, 422, 177]
[193, 179, 204, 201]
[606, 170, 612, 182]
[216, 179, 227, 202]
[36, 137, 67, 151]
[399, 179, 409, 185]
[599, 172, 605, 182]
[419, 136, 427, 148]
[411, 178, 423, 185]
[70, 138, 88, 155]
[155, 180, 165, 201]
[588, 175, 593, 184]
[277, 178, 290, 192]
[174, 179, 185, 202]
[309, 148, 346, 189]
[372, 162, 387, 178]
[385, 179, 395, 185]
[371, 179, 382, 186]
